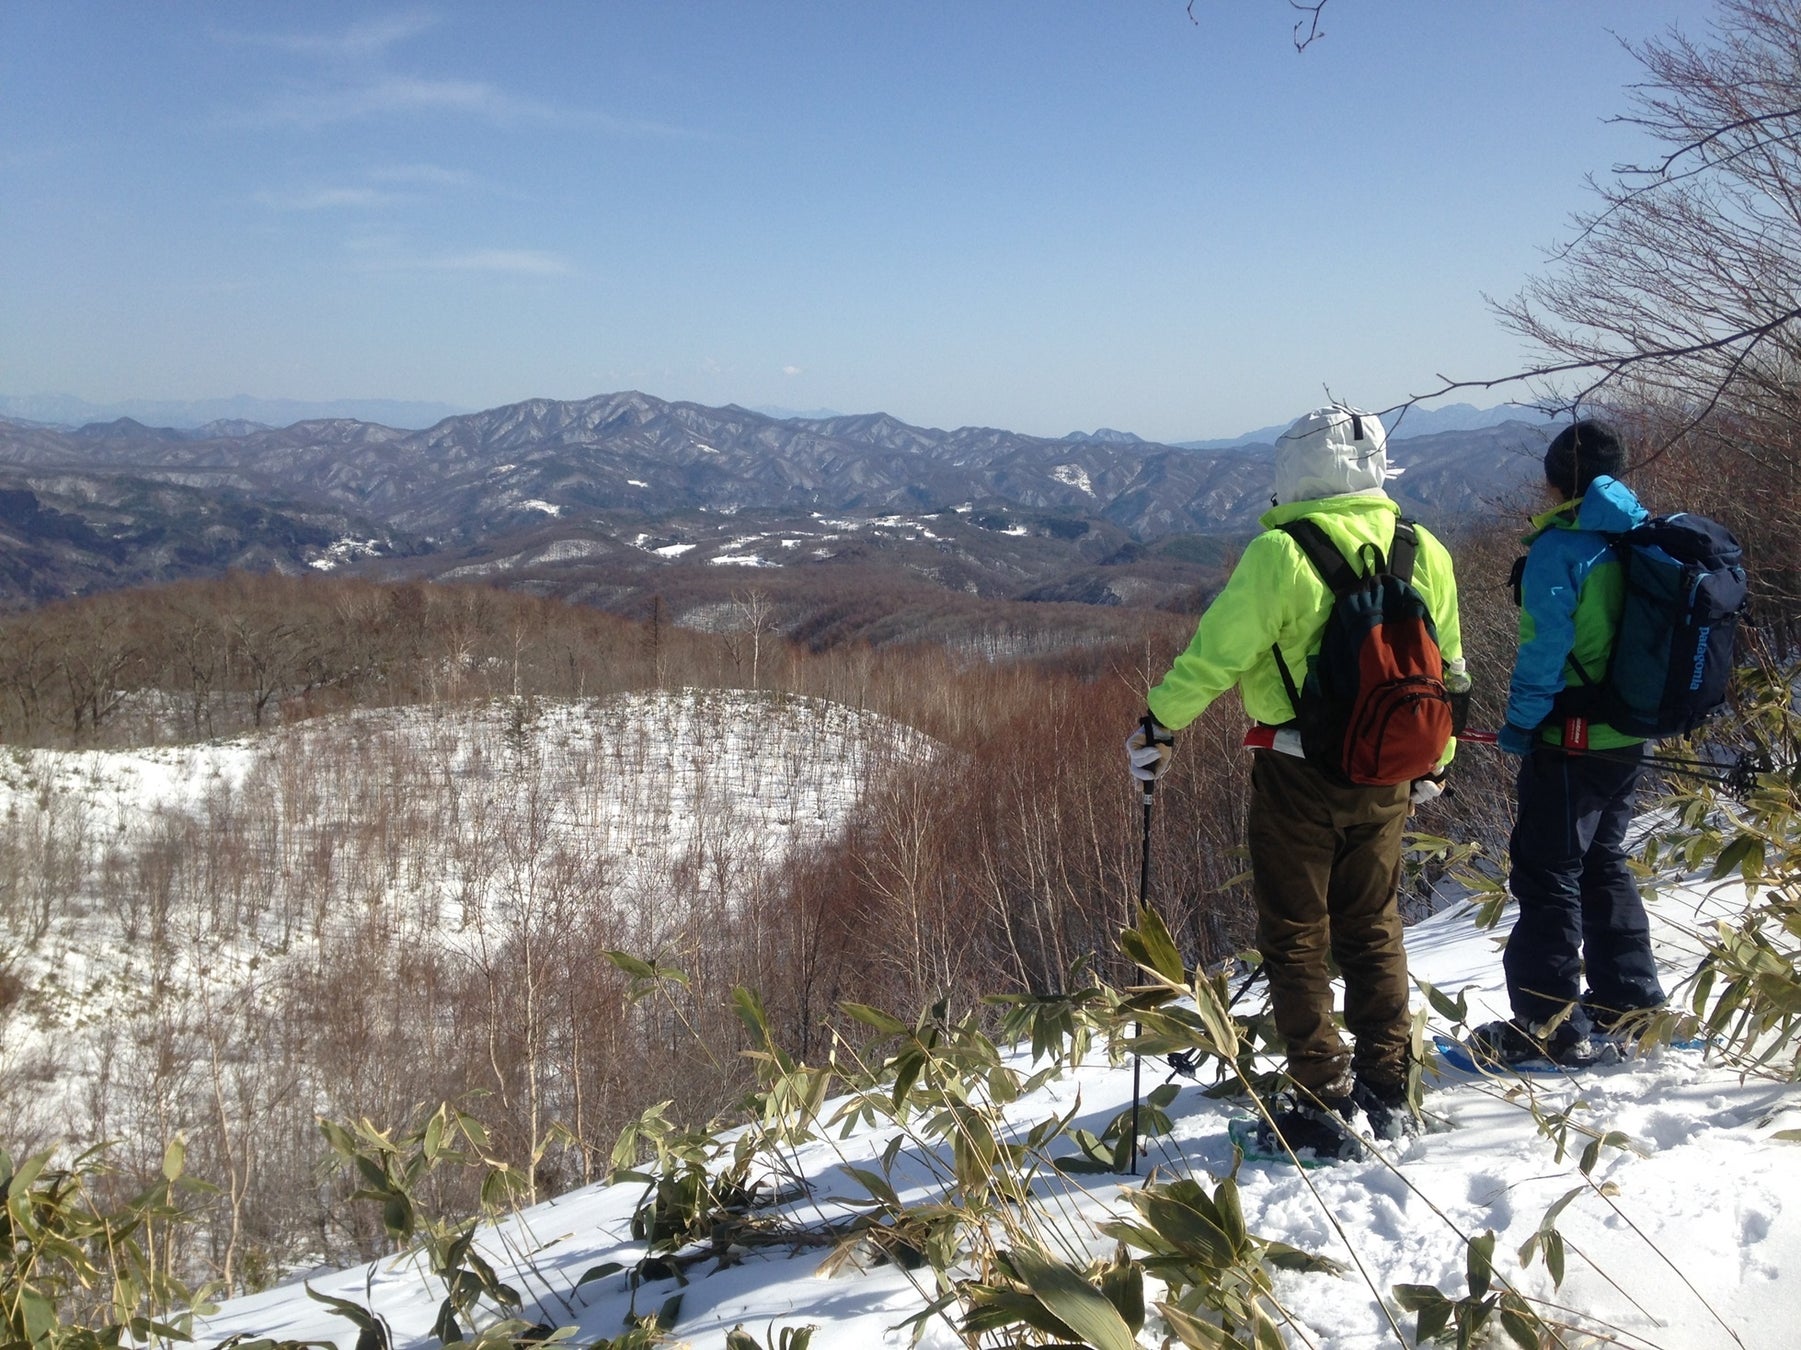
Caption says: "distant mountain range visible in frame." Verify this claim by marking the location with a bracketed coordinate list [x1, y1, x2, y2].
[5, 391, 1554, 446]
[0, 393, 468, 432]
[0, 390, 1551, 618]
[1174, 401, 1558, 450]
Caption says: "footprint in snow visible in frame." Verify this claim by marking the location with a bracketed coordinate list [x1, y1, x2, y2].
[1739, 1199, 1781, 1281]
[1465, 1170, 1514, 1229]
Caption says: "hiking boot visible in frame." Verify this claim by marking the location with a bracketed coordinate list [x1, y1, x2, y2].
[1352, 1077, 1421, 1140]
[1585, 999, 1668, 1039]
[1254, 1093, 1363, 1161]
[1464, 1019, 1533, 1065]
[1590, 1004, 1690, 1061]
[1467, 1019, 1603, 1069]
[1531, 1021, 1610, 1067]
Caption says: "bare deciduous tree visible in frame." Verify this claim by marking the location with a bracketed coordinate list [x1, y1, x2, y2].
[1395, 0, 1801, 452]
[727, 588, 776, 691]
[1495, 4, 1801, 421]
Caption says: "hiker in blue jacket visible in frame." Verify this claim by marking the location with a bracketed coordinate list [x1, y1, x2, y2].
[1475, 420, 1666, 1067]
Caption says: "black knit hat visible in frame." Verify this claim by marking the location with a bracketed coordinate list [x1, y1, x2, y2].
[1544, 419, 1628, 497]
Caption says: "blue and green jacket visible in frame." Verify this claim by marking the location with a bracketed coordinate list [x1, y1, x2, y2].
[1504, 475, 1648, 750]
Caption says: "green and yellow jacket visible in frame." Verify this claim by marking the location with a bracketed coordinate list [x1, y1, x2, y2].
[1146, 493, 1466, 765]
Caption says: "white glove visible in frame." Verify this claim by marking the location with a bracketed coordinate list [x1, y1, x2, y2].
[1126, 717, 1175, 782]
[1409, 772, 1447, 805]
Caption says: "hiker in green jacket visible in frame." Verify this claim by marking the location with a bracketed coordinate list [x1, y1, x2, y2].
[1126, 405, 1468, 1157]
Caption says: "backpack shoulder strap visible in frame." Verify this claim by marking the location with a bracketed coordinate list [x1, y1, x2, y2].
[1389, 519, 1419, 582]
[1269, 518, 1362, 724]
[1277, 518, 1364, 595]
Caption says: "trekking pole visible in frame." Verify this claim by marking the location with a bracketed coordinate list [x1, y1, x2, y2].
[1126, 715, 1159, 1177]
[1247, 723, 1770, 789]
[1462, 727, 1772, 796]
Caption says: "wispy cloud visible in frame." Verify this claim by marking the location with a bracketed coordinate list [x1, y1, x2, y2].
[256, 186, 402, 211]
[224, 10, 440, 63]
[249, 73, 560, 128]
[782, 365, 805, 377]
[356, 247, 576, 277]
[369, 163, 476, 189]
[240, 70, 698, 138]
[423, 249, 572, 275]
[255, 163, 480, 213]
[220, 11, 696, 137]
[219, 8, 705, 142]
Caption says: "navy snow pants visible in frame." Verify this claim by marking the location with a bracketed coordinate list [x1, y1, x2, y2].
[1504, 744, 1665, 1036]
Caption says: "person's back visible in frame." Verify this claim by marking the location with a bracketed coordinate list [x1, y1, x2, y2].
[1504, 472, 1648, 752]
[1141, 408, 1462, 734]
[1128, 404, 1467, 1158]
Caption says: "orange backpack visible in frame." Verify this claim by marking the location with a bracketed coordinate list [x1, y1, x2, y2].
[1271, 518, 1454, 786]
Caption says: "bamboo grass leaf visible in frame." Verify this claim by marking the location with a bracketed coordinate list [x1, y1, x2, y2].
[1004, 1246, 1140, 1350]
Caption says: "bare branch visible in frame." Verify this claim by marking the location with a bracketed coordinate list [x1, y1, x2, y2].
[1290, 1, 1328, 52]
[1428, 0, 1801, 499]
[1404, 303, 1801, 405]
[1556, 121, 1801, 259]
[1616, 105, 1801, 180]
[1186, 0, 1330, 51]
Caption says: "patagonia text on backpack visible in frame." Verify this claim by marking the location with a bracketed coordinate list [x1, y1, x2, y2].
[1565, 513, 1748, 739]
[1272, 518, 1455, 786]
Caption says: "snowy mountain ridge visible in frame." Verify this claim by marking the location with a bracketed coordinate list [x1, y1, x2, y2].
[0, 391, 1547, 607]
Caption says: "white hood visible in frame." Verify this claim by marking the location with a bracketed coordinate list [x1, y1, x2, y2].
[1273, 406, 1389, 504]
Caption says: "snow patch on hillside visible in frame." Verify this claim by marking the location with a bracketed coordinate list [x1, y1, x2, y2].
[309, 538, 385, 571]
[0, 692, 932, 1152]
[531, 539, 604, 563]
[709, 554, 779, 567]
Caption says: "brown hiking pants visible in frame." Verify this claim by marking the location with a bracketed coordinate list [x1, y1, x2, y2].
[1246, 749, 1412, 1097]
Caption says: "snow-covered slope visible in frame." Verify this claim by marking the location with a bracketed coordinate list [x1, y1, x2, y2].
[8, 695, 1796, 1349]
[0, 691, 931, 1147]
[196, 874, 1801, 1350]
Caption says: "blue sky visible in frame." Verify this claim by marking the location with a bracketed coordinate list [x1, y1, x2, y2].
[1, 1, 1701, 441]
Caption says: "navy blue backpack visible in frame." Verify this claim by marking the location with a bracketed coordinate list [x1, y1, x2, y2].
[1566, 513, 1748, 738]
